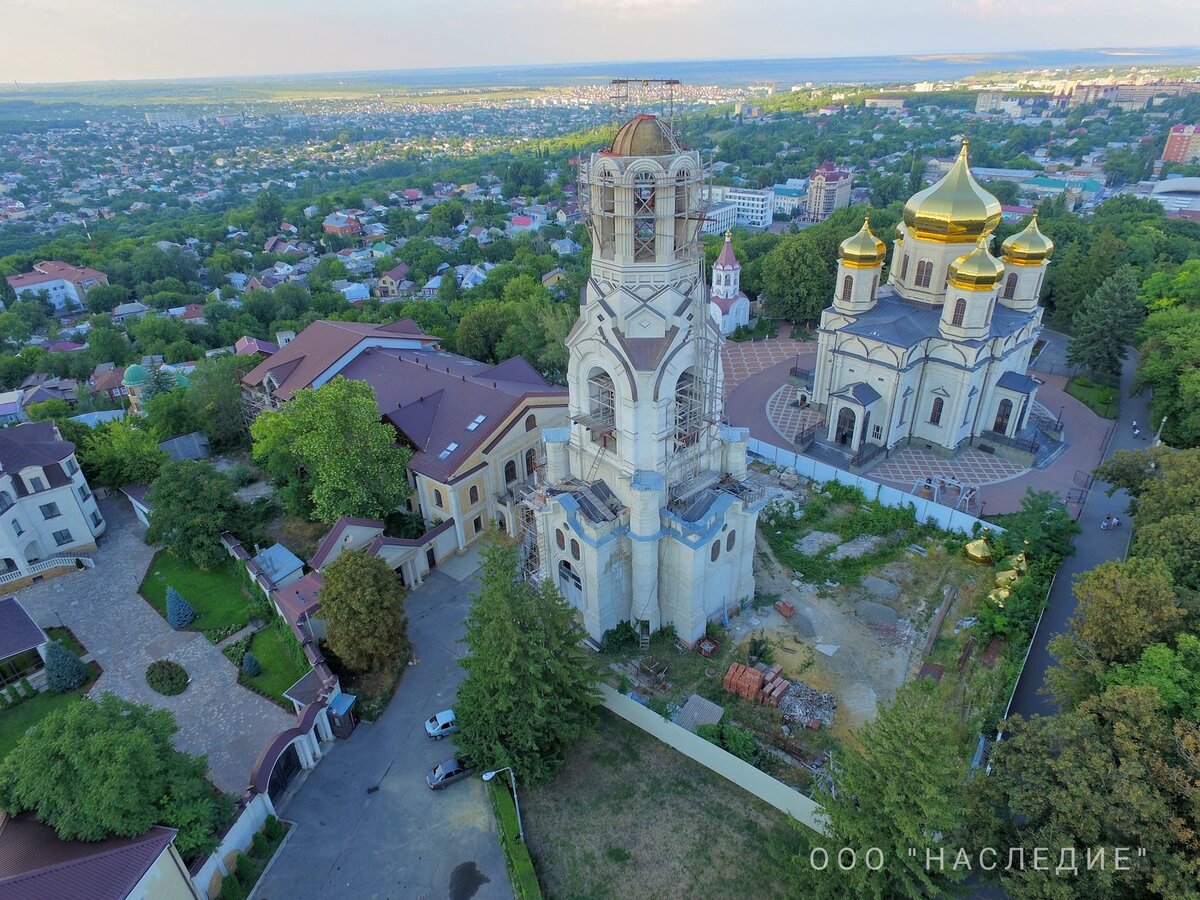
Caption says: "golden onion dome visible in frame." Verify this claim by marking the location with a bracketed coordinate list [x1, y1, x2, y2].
[948, 238, 1005, 291]
[1000, 215, 1055, 265]
[839, 215, 886, 267]
[607, 114, 679, 157]
[902, 140, 1002, 243]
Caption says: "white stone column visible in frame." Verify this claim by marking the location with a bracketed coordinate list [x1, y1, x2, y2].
[307, 730, 321, 761]
[295, 737, 314, 769]
[628, 477, 662, 631]
[316, 708, 333, 742]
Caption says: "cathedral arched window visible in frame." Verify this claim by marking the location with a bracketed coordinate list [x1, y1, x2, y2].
[504, 460, 518, 484]
[726, 530, 736, 552]
[525, 413, 537, 432]
[571, 539, 581, 561]
[556, 529, 565, 550]
[711, 540, 720, 562]
[900, 254, 910, 281]
[841, 275, 853, 302]
[929, 396, 944, 426]
[673, 368, 702, 451]
[870, 274, 878, 299]
[1003, 272, 1018, 300]
[915, 259, 933, 288]
[951, 298, 966, 327]
[587, 367, 616, 449]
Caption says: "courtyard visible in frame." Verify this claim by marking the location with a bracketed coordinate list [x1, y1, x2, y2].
[7, 497, 292, 794]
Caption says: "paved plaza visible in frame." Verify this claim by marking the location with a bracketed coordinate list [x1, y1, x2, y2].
[721, 322, 813, 390]
[12, 497, 292, 794]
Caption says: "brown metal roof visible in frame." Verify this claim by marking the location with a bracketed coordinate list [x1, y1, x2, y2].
[0, 813, 176, 900]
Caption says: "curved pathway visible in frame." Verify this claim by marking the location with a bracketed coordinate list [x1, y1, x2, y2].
[13, 498, 291, 794]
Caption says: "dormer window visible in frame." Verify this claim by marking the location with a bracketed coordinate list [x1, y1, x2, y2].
[29, 476, 45, 492]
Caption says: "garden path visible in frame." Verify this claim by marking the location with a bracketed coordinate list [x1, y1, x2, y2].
[12, 497, 291, 794]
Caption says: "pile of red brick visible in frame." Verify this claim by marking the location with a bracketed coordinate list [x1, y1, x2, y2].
[723, 662, 791, 707]
[774, 599, 795, 618]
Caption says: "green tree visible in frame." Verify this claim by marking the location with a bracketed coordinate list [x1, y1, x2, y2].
[761, 232, 829, 324]
[1067, 267, 1144, 379]
[43, 640, 89, 693]
[318, 550, 407, 674]
[141, 364, 181, 403]
[456, 299, 520, 363]
[250, 376, 411, 523]
[793, 678, 970, 899]
[1047, 558, 1185, 706]
[145, 461, 243, 568]
[81, 421, 168, 490]
[1135, 307, 1200, 447]
[0, 694, 231, 858]
[436, 269, 460, 305]
[454, 531, 602, 783]
[975, 685, 1200, 900]
[144, 388, 201, 440]
[251, 190, 284, 228]
[24, 399, 73, 422]
[186, 355, 248, 451]
[84, 283, 129, 315]
[1103, 632, 1200, 720]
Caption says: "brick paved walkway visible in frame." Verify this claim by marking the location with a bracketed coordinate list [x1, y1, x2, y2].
[721, 322, 815, 390]
[765, 383, 825, 443]
[13, 497, 291, 794]
[870, 448, 1026, 489]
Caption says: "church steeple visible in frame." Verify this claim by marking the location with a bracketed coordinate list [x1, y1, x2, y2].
[712, 231, 742, 300]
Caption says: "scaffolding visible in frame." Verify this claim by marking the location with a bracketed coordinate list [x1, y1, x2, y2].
[611, 78, 683, 133]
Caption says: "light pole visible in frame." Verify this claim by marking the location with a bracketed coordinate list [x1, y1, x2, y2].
[1154, 416, 1167, 447]
[483, 767, 524, 843]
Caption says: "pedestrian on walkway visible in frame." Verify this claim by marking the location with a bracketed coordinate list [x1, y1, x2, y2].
[1102, 514, 1113, 530]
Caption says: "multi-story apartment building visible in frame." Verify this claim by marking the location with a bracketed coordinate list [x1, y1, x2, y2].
[0, 422, 105, 591]
[701, 200, 738, 234]
[806, 162, 852, 221]
[1163, 124, 1200, 164]
[4, 261, 109, 312]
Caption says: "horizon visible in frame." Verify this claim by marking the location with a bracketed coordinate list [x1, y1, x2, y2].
[3, 45, 1200, 93]
[2, 0, 1199, 85]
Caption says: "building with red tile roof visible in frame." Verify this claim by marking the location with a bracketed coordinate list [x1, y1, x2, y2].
[5, 261, 109, 312]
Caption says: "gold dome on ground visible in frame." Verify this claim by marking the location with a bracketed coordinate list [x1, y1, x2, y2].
[1001, 215, 1055, 265]
[839, 215, 886, 267]
[902, 141, 1002, 243]
[948, 238, 1005, 291]
[607, 114, 679, 157]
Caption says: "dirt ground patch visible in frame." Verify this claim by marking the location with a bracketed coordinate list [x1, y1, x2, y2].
[262, 515, 327, 562]
[523, 710, 804, 899]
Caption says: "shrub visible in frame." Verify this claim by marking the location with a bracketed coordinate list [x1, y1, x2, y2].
[235, 853, 256, 882]
[19, 677, 33, 696]
[145, 659, 189, 696]
[166, 586, 196, 630]
[219, 869, 243, 900]
[488, 782, 543, 899]
[225, 463, 257, 488]
[6, 686, 22, 706]
[44, 640, 90, 693]
[251, 831, 269, 858]
[600, 620, 638, 654]
[241, 652, 261, 678]
[697, 721, 759, 763]
[222, 635, 251, 667]
[263, 815, 282, 842]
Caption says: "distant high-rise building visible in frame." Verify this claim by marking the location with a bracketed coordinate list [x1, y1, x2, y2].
[806, 162, 852, 221]
[1163, 124, 1200, 164]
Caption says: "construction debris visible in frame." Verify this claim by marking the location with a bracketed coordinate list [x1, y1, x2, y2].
[722, 661, 793, 708]
[774, 599, 796, 618]
[778, 682, 837, 728]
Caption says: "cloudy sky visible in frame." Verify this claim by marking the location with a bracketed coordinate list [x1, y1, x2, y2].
[1, 0, 1197, 83]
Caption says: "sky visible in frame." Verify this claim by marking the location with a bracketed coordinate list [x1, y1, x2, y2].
[1, 0, 1199, 84]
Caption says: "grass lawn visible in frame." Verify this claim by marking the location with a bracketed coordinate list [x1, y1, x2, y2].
[140, 551, 254, 636]
[523, 710, 805, 899]
[0, 663, 99, 762]
[44, 626, 86, 658]
[241, 624, 310, 706]
[1065, 376, 1118, 419]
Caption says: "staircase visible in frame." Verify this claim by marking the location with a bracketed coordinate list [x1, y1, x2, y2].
[638, 621, 651, 652]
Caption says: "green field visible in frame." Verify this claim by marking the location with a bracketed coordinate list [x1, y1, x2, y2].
[241, 624, 310, 706]
[0, 664, 99, 762]
[1066, 376, 1118, 419]
[140, 551, 253, 636]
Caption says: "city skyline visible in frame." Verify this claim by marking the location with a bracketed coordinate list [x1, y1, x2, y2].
[1, 0, 1199, 84]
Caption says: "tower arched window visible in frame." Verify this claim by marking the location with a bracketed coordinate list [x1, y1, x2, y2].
[524, 413, 537, 432]
[587, 367, 616, 449]
[711, 540, 720, 562]
[469, 485, 479, 504]
[951, 298, 966, 327]
[726, 530, 736, 552]
[673, 368, 702, 450]
[929, 396, 944, 426]
[841, 274, 853, 302]
[1003, 272, 1018, 300]
[870, 275, 878, 299]
[556, 529, 565, 550]
[633, 170, 657, 262]
[915, 259, 933, 288]
[900, 254, 910, 280]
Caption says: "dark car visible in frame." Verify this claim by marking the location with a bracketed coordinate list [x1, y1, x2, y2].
[426, 757, 476, 791]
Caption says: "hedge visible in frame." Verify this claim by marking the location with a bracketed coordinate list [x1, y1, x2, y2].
[487, 781, 542, 899]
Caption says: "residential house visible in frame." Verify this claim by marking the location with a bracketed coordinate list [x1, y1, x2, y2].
[18, 374, 78, 409]
[234, 336, 278, 357]
[550, 237, 581, 255]
[0, 596, 47, 686]
[89, 363, 127, 402]
[376, 263, 411, 298]
[0, 391, 26, 426]
[0, 421, 105, 590]
[110, 301, 150, 323]
[541, 268, 567, 289]
[322, 213, 361, 236]
[0, 813, 200, 900]
[332, 280, 370, 303]
[239, 319, 568, 552]
[5, 261, 109, 312]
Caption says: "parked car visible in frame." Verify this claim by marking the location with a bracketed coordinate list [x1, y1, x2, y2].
[424, 708, 458, 740]
[426, 757, 476, 791]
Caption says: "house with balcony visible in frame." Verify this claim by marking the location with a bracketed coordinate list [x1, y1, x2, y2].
[0, 421, 104, 591]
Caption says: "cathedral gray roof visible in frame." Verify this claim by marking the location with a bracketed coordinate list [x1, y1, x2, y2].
[996, 371, 1041, 394]
[837, 286, 1031, 349]
[830, 382, 881, 407]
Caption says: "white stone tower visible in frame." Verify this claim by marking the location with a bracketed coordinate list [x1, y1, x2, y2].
[711, 231, 742, 300]
[528, 114, 763, 645]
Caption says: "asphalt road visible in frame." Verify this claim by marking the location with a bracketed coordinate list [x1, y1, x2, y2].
[254, 567, 512, 900]
[1005, 349, 1147, 720]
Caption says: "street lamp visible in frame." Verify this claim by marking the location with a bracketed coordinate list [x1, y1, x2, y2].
[483, 767, 524, 843]
[1154, 416, 1167, 447]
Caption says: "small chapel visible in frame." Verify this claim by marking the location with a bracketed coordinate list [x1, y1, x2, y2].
[709, 232, 751, 335]
[809, 141, 1053, 460]
[524, 114, 764, 646]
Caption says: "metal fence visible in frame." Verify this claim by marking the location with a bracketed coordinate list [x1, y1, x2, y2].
[746, 437, 1001, 536]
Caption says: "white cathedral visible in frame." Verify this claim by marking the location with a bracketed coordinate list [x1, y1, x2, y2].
[811, 141, 1054, 458]
[528, 114, 763, 645]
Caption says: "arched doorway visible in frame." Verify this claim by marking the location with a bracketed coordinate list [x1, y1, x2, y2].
[267, 742, 301, 805]
[835, 408, 856, 446]
[558, 560, 583, 612]
[524, 447, 537, 477]
[993, 398, 1013, 435]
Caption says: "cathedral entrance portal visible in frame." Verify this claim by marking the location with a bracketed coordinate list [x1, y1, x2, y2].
[993, 398, 1013, 435]
[835, 407, 857, 447]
